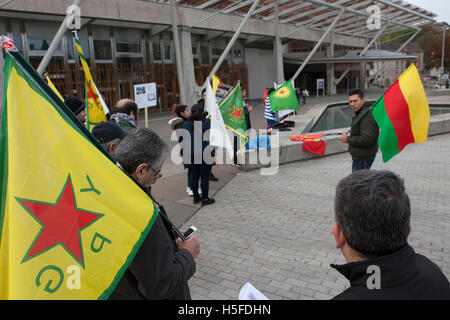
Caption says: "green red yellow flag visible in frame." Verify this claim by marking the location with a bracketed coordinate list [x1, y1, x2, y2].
[0, 42, 157, 299]
[269, 79, 299, 112]
[372, 64, 430, 162]
[218, 82, 248, 150]
[73, 31, 108, 131]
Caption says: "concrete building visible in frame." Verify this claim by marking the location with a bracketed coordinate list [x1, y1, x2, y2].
[0, 0, 437, 111]
[370, 41, 424, 88]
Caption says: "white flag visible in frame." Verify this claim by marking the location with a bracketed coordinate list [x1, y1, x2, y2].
[205, 81, 234, 160]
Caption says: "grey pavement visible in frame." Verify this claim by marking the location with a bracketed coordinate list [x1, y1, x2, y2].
[143, 90, 450, 300]
[182, 133, 450, 300]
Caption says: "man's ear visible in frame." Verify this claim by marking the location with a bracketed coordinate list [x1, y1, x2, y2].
[332, 222, 347, 249]
[132, 163, 148, 181]
[108, 143, 118, 155]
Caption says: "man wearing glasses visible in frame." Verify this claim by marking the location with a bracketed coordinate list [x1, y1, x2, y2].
[110, 128, 200, 300]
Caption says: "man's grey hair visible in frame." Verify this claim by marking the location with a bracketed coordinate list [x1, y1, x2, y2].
[334, 170, 411, 258]
[114, 128, 169, 174]
[101, 138, 122, 152]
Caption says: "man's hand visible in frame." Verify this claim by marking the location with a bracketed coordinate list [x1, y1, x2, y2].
[177, 234, 200, 259]
[339, 133, 348, 143]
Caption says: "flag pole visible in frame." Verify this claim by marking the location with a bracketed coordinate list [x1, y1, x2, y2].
[202, 0, 260, 90]
[37, 0, 83, 76]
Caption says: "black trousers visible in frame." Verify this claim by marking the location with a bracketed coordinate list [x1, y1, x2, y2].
[190, 164, 212, 200]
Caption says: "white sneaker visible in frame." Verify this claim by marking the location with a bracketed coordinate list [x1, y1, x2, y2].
[187, 187, 193, 196]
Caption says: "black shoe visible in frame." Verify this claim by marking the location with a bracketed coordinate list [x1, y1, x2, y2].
[193, 198, 201, 205]
[201, 198, 215, 206]
[209, 173, 218, 181]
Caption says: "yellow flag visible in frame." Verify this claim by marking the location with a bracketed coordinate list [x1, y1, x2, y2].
[212, 74, 221, 95]
[45, 74, 64, 101]
[0, 50, 157, 299]
[74, 32, 107, 131]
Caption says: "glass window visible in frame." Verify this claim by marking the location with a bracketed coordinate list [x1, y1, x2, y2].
[152, 41, 161, 61]
[94, 40, 112, 60]
[233, 49, 242, 60]
[211, 47, 222, 56]
[164, 42, 171, 61]
[13, 35, 23, 53]
[192, 46, 197, 55]
[117, 57, 143, 64]
[29, 56, 63, 68]
[67, 38, 74, 60]
[200, 45, 209, 64]
[28, 38, 61, 51]
[116, 42, 141, 53]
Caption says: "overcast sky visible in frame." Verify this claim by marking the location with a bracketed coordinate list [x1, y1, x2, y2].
[405, 0, 450, 24]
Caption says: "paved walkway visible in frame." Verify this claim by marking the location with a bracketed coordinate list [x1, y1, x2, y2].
[144, 91, 450, 300]
[181, 133, 450, 300]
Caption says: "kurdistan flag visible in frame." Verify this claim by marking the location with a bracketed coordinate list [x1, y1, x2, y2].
[372, 64, 430, 162]
[73, 31, 108, 131]
[269, 79, 299, 112]
[218, 81, 248, 149]
[0, 42, 157, 299]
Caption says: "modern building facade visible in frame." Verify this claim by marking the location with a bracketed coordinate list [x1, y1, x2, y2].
[0, 0, 437, 112]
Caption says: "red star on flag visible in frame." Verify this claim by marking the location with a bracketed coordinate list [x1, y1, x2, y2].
[18, 176, 102, 267]
[230, 106, 244, 122]
[87, 80, 99, 100]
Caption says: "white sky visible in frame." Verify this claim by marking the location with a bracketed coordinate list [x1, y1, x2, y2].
[404, 0, 450, 24]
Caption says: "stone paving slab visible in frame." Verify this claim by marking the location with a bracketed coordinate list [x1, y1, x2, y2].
[181, 133, 450, 300]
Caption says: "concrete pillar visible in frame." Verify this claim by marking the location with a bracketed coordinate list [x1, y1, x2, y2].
[180, 29, 198, 107]
[326, 31, 336, 95]
[360, 62, 367, 90]
[273, 0, 284, 84]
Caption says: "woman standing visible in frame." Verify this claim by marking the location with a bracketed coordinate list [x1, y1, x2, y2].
[182, 104, 215, 206]
[169, 104, 198, 196]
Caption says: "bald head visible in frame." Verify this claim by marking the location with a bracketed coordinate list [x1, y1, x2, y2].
[115, 99, 138, 121]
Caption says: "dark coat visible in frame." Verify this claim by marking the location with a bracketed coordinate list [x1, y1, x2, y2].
[182, 118, 214, 165]
[109, 186, 196, 300]
[348, 103, 379, 160]
[331, 244, 450, 300]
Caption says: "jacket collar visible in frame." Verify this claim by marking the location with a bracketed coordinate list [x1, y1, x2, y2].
[330, 245, 419, 288]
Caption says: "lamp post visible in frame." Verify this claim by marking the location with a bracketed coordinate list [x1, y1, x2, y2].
[441, 23, 447, 75]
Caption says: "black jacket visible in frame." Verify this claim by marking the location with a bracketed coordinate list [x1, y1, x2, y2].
[182, 118, 214, 165]
[109, 186, 196, 300]
[331, 244, 450, 300]
[348, 103, 379, 160]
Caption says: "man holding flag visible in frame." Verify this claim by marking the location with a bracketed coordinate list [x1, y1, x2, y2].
[339, 89, 379, 172]
[339, 64, 430, 171]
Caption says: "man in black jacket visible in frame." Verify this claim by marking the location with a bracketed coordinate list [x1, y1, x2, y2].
[110, 128, 199, 300]
[339, 89, 379, 172]
[331, 170, 450, 300]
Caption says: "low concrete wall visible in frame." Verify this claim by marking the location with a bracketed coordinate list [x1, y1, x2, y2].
[239, 102, 450, 171]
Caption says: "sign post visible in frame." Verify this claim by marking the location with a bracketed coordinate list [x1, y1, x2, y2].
[134, 83, 157, 128]
[317, 79, 325, 97]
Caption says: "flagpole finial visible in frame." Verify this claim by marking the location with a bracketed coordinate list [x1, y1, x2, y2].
[1, 35, 18, 52]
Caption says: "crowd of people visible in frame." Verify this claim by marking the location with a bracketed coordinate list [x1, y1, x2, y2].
[61, 87, 450, 301]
